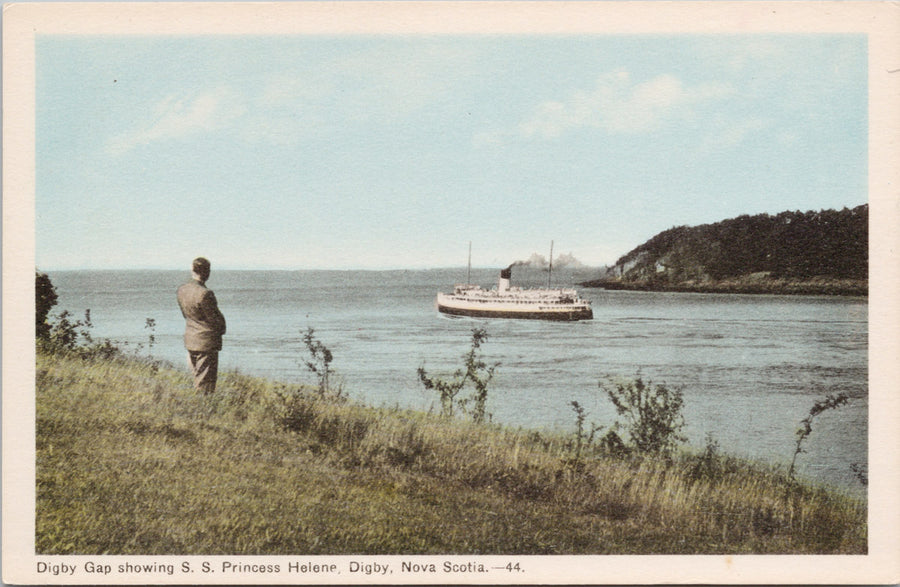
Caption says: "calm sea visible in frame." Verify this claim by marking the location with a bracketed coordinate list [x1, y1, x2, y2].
[48, 268, 868, 495]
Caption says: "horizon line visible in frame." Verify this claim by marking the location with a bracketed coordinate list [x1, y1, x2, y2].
[37, 264, 609, 273]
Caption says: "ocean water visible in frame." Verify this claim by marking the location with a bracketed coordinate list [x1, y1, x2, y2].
[48, 269, 868, 495]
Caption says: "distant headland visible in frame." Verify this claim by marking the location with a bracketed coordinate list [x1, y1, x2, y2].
[580, 205, 868, 297]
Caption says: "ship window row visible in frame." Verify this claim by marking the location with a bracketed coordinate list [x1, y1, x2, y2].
[457, 297, 581, 305]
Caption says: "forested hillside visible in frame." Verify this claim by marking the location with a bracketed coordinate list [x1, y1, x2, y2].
[586, 205, 867, 295]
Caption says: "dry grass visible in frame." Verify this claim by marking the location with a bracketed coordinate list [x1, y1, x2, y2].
[36, 350, 866, 555]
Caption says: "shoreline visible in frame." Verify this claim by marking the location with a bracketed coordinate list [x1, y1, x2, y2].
[580, 278, 868, 297]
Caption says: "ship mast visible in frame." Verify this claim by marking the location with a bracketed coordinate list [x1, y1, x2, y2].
[548, 240, 554, 288]
[467, 241, 472, 285]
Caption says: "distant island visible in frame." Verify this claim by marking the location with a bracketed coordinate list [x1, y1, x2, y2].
[581, 205, 867, 296]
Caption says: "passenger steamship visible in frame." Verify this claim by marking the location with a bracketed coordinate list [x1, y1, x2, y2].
[436, 265, 593, 321]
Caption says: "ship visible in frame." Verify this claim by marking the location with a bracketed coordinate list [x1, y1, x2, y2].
[436, 265, 594, 321]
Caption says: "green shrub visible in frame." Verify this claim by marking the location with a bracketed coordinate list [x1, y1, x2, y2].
[598, 429, 630, 457]
[300, 327, 343, 398]
[36, 271, 58, 340]
[600, 374, 686, 456]
[686, 433, 724, 483]
[789, 393, 849, 480]
[568, 400, 603, 461]
[35, 280, 158, 363]
[417, 327, 498, 423]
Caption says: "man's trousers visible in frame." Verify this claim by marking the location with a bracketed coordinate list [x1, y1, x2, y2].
[188, 350, 219, 394]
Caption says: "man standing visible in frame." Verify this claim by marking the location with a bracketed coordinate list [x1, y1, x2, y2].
[177, 257, 227, 394]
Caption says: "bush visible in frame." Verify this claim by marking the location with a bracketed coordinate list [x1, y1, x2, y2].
[569, 400, 603, 461]
[686, 433, 723, 483]
[40, 309, 122, 361]
[300, 327, 343, 398]
[788, 393, 849, 480]
[418, 328, 498, 423]
[34, 272, 125, 361]
[598, 429, 630, 457]
[36, 271, 58, 340]
[599, 374, 686, 456]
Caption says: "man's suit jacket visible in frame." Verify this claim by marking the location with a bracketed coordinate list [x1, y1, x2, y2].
[176, 279, 227, 352]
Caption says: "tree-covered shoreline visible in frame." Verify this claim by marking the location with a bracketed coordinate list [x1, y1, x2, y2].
[583, 205, 867, 296]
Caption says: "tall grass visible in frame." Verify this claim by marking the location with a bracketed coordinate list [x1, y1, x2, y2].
[36, 349, 866, 555]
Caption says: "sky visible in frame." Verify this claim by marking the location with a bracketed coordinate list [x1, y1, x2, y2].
[35, 34, 867, 270]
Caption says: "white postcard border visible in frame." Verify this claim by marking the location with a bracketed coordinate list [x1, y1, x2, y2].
[3, 2, 898, 584]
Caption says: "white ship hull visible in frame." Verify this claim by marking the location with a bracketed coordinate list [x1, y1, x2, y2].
[437, 292, 593, 321]
[437, 256, 593, 321]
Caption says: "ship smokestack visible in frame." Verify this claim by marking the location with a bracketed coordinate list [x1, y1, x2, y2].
[499, 266, 512, 293]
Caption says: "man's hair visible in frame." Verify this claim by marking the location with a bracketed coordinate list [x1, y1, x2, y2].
[192, 257, 211, 279]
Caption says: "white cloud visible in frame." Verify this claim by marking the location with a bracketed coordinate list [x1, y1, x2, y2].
[516, 70, 733, 140]
[697, 117, 771, 154]
[331, 43, 478, 121]
[107, 87, 245, 154]
[231, 45, 476, 145]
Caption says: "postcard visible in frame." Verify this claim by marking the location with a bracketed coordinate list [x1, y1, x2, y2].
[3, 1, 899, 584]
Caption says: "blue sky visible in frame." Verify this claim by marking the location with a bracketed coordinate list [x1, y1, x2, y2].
[36, 34, 867, 270]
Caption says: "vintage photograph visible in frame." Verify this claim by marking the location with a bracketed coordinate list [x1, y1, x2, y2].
[4, 2, 898, 584]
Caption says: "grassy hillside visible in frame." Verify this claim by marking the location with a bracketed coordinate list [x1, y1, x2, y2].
[585, 205, 867, 295]
[36, 350, 866, 555]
